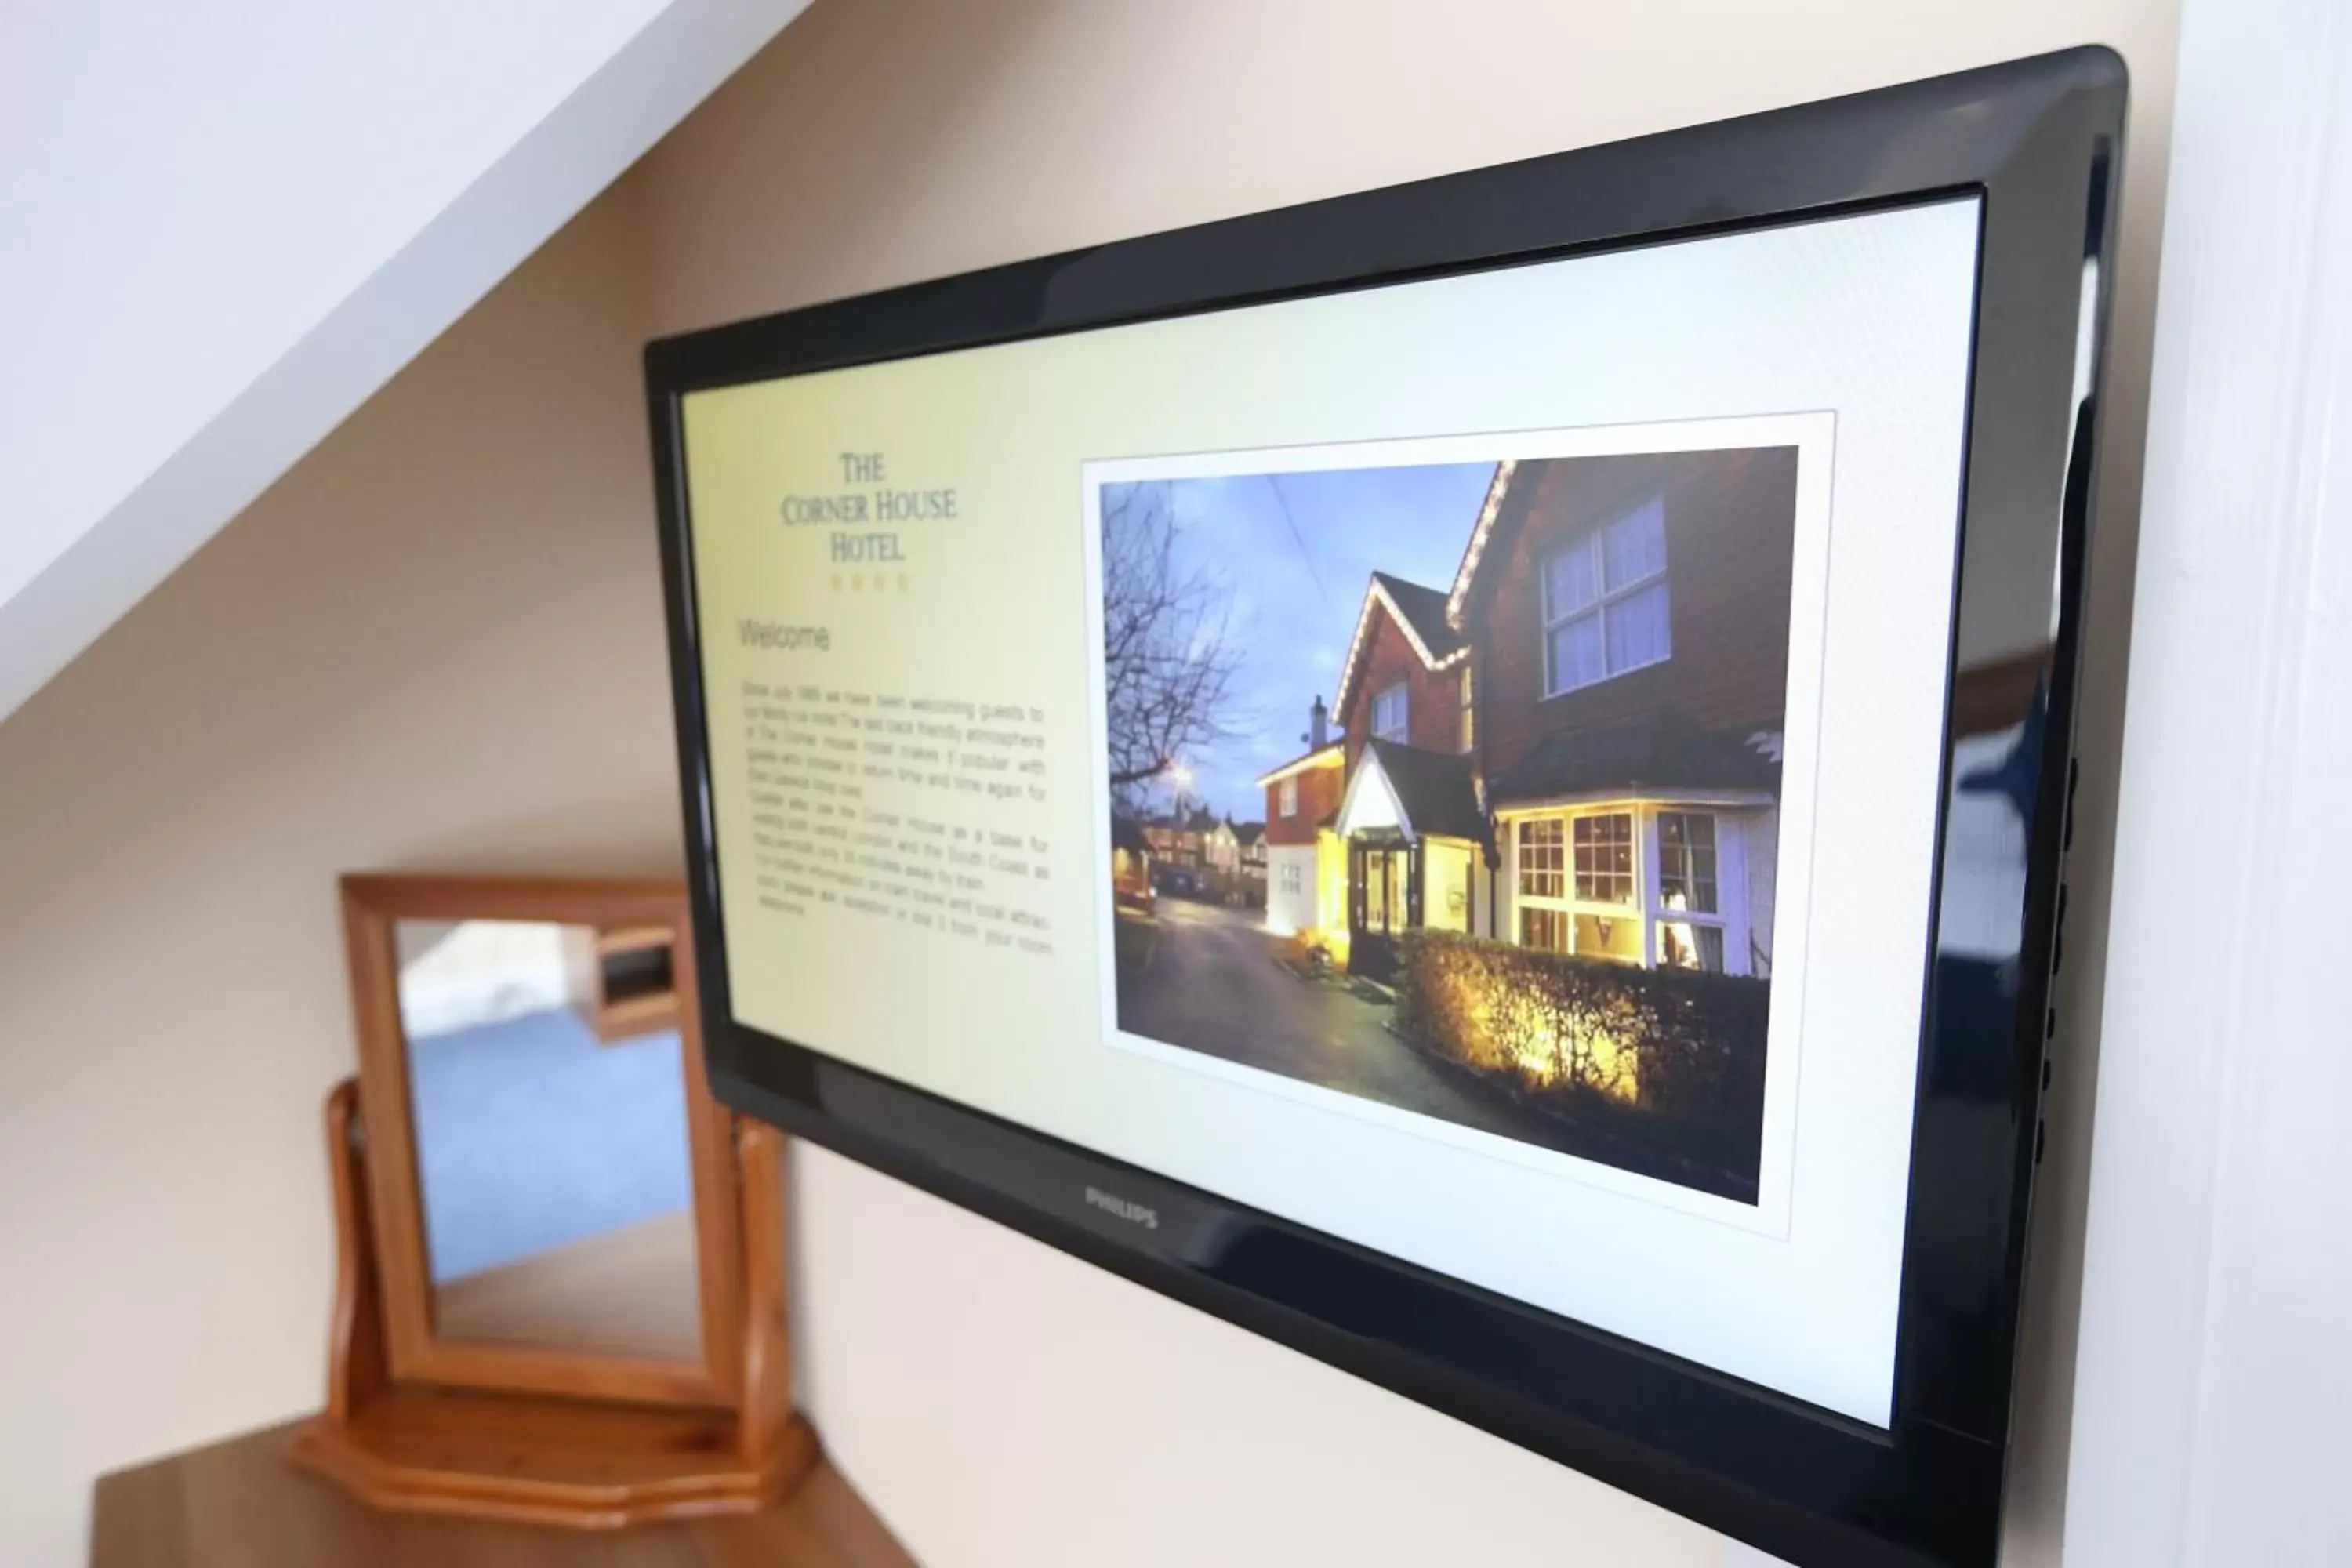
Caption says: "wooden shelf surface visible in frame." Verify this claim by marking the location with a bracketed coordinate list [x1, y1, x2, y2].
[91, 1417, 916, 1568]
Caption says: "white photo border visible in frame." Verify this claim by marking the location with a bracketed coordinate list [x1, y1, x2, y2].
[1078, 411, 1839, 1240]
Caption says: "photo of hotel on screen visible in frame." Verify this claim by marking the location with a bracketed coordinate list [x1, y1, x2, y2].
[1096, 445, 1801, 1203]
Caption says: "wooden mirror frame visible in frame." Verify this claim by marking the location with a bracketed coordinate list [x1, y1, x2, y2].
[293, 873, 813, 1526]
[339, 873, 742, 1405]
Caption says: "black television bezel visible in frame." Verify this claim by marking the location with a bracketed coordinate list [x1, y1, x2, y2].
[644, 48, 2122, 1568]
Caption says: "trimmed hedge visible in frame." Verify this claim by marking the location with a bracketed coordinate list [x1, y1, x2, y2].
[1392, 928, 1769, 1174]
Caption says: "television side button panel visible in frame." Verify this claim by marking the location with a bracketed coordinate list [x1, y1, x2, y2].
[2035, 756, 2082, 1167]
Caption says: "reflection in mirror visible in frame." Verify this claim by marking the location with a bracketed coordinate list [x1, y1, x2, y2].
[394, 918, 702, 1363]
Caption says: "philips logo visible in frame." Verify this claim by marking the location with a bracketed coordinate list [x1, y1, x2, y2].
[1083, 1185, 1160, 1230]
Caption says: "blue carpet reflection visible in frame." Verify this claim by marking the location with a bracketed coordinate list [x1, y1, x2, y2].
[406, 1007, 693, 1283]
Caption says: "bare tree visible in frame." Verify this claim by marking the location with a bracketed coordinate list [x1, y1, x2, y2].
[1100, 482, 1244, 808]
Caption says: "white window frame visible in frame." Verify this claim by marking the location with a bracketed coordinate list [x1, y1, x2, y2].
[1504, 804, 1752, 975]
[1513, 809, 1639, 962]
[1279, 776, 1298, 817]
[1371, 681, 1410, 743]
[1570, 811, 1639, 910]
[1517, 903, 1570, 953]
[1539, 495, 1671, 699]
[1648, 810, 1732, 974]
[1513, 818, 1569, 949]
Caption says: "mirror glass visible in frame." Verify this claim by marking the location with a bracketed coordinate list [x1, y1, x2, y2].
[394, 917, 702, 1362]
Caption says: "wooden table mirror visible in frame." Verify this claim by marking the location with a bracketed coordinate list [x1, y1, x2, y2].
[292, 874, 814, 1526]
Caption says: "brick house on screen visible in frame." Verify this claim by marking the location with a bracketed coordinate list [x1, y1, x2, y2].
[1325, 572, 1493, 979]
[1204, 818, 1242, 875]
[1234, 821, 1268, 889]
[1142, 804, 1220, 873]
[1449, 447, 1798, 977]
[1202, 815, 1269, 906]
[1256, 697, 1346, 946]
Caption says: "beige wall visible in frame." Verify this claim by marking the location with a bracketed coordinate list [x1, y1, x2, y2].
[0, 182, 680, 1567]
[0, 3, 2178, 1565]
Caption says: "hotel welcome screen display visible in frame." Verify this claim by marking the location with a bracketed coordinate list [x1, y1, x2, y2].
[682, 200, 1973, 1425]
[651, 49, 2119, 1568]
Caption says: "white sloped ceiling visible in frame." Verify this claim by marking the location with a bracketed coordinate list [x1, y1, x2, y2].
[0, 0, 812, 724]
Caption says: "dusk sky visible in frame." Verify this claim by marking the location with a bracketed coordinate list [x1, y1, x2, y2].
[1108, 460, 1497, 822]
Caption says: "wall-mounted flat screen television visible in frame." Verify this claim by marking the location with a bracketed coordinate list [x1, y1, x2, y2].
[645, 49, 2122, 1568]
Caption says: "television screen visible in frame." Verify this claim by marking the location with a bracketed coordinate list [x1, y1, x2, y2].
[648, 48, 2122, 1568]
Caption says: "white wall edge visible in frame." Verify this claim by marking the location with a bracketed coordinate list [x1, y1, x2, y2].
[2063, 0, 2352, 1560]
[0, 0, 811, 728]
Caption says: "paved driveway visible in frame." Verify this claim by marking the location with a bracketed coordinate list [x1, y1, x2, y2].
[1116, 898, 1577, 1152]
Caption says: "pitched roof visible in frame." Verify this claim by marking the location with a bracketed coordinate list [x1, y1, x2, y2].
[1370, 573, 1465, 662]
[1232, 821, 1266, 845]
[1359, 739, 1490, 847]
[1444, 461, 1521, 630]
[1485, 710, 1780, 807]
[1255, 741, 1345, 788]
[1331, 573, 1470, 725]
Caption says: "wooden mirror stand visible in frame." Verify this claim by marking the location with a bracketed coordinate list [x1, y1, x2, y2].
[289, 874, 816, 1527]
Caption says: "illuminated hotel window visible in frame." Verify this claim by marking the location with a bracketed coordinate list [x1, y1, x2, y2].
[1573, 813, 1635, 905]
[1657, 812, 1719, 913]
[1657, 811, 1726, 972]
[1519, 906, 1569, 953]
[1517, 818, 1565, 898]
